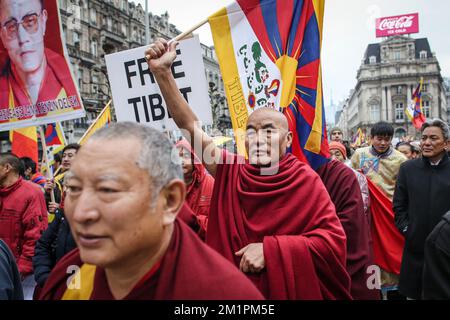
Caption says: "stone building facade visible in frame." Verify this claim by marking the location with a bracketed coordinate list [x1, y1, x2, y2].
[336, 35, 447, 140]
[444, 77, 450, 124]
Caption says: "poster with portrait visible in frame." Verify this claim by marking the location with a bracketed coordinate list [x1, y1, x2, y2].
[0, 0, 85, 132]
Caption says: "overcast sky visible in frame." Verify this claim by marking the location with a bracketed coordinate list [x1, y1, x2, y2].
[135, 0, 450, 121]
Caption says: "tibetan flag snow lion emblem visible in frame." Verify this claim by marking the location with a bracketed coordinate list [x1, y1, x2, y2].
[209, 0, 329, 169]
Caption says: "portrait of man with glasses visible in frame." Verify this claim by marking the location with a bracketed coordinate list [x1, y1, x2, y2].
[0, 0, 81, 123]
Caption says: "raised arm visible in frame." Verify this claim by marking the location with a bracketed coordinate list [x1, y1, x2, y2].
[145, 39, 221, 176]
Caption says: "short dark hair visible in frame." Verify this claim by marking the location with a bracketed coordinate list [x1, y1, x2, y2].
[0, 153, 23, 175]
[371, 121, 394, 138]
[54, 152, 62, 163]
[20, 157, 37, 174]
[62, 143, 81, 154]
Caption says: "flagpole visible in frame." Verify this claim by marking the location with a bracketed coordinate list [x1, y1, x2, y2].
[38, 126, 56, 203]
[170, 18, 208, 43]
[145, 0, 149, 44]
[53, 166, 62, 178]
[145, 17, 208, 62]
[77, 99, 112, 144]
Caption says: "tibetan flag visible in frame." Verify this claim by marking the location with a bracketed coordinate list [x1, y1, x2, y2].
[405, 78, 426, 130]
[78, 102, 112, 145]
[367, 177, 404, 275]
[9, 126, 38, 164]
[45, 122, 67, 147]
[43, 122, 66, 172]
[354, 128, 364, 147]
[209, 0, 328, 169]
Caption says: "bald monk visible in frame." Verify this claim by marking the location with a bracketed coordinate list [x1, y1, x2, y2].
[146, 39, 351, 299]
[38, 122, 263, 300]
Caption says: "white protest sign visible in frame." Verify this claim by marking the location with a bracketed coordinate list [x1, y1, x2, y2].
[105, 36, 212, 130]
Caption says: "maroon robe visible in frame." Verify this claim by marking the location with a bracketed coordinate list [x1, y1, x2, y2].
[38, 219, 264, 300]
[176, 140, 215, 238]
[206, 151, 352, 299]
[317, 159, 380, 299]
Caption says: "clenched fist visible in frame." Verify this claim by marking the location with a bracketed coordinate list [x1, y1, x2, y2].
[145, 38, 179, 75]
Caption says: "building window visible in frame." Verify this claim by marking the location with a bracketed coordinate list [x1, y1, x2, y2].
[78, 68, 84, 91]
[90, 8, 97, 24]
[397, 86, 403, 94]
[92, 74, 99, 94]
[91, 40, 98, 57]
[394, 51, 401, 60]
[73, 31, 80, 46]
[395, 128, 407, 139]
[420, 50, 428, 59]
[395, 103, 404, 121]
[422, 100, 431, 118]
[133, 27, 138, 41]
[370, 103, 380, 122]
[369, 56, 376, 64]
[396, 66, 401, 74]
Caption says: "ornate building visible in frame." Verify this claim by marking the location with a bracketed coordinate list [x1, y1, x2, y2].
[336, 36, 447, 140]
[444, 77, 450, 124]
[57, 0, 229, 141]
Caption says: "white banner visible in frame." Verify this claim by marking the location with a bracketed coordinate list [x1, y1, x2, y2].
[105, 36, 212, 131]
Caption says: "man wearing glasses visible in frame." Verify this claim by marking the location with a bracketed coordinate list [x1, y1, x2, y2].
[0, 0, 79, 119]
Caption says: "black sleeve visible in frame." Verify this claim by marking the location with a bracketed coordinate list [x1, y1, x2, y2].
[45, 187, 62, 208]
[32, 212, 61, 288]
[0, 240, 24, 300]
[423, 215, 450, 299]
[393, 163, 409, 234]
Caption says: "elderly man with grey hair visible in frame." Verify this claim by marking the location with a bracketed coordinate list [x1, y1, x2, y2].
[393, 118, 450, 300]
[38, 122, 263, 300]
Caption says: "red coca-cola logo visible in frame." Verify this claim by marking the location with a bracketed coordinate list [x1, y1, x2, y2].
[376, 13, 419, 37]
[379, 16, 414, 30]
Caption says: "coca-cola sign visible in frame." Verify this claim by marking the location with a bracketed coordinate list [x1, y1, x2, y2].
[376, 13, 419, 37]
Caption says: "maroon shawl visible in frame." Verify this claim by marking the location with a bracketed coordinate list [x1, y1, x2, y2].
[206, 151, 351, 299]
[317, 160, 379, 299]
[176, 140, 215, 236]
[38, 219, 263, 300]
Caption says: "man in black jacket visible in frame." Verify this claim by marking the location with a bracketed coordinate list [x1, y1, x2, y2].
[0, 239, 23, 300]
[423, 211, 450, 299]
[393, 118, 450, 299]
[33, 209, 76, 289]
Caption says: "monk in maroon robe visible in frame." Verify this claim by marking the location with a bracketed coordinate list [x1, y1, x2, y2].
[147, 39, 352, 300]
[38, 122, 263, 300]
[39, 219, 263, 300]
[317, 159, 380, 299]
[176, 139, 214, 238]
